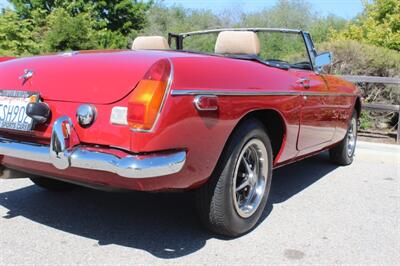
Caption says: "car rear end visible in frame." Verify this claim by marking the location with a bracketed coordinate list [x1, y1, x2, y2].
[0, 51, 186, 191]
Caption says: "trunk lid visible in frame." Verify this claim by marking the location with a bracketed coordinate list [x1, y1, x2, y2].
[0, 50, 167, 104]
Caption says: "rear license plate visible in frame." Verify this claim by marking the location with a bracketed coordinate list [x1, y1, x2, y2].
[0, 90, 37, 131]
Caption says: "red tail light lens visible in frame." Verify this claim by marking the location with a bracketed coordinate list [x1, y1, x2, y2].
[128, 59, 172, 131]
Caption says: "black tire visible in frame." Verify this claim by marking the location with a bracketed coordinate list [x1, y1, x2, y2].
[30, 176, 76, 191]
[329, 111, 358, 165]
[196, 119, 273, 237]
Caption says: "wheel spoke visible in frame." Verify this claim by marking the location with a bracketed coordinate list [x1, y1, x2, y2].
[242, 156, 253, 174]
[236, 178, 250, 192]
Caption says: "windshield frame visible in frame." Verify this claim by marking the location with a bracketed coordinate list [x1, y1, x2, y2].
[168, 28, 316, 71]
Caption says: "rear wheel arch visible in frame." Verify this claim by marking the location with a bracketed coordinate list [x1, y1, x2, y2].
[354, 97, 362, 118]
[229, 109, 286, 161]
[200, 108, 285, 189]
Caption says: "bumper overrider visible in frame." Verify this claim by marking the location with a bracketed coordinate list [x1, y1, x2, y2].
[0, 116, 186, 178]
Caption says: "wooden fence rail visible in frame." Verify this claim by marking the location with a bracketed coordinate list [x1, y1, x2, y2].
[340, 75, 400, 85]
[339, 75, 400, 144]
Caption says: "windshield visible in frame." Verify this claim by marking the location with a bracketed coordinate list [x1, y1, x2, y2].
[171, 30, 313, 70]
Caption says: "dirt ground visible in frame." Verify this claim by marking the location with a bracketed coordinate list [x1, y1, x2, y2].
[358, 130, 398, 144]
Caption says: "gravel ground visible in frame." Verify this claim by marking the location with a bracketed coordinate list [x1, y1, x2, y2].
[0, 141, 399, 265]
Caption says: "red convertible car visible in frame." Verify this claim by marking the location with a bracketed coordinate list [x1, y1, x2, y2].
[0, 28, 361, 236]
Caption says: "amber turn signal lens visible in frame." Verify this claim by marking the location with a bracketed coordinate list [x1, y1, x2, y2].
[128, 59, 171, 131]
[29, 95, 38, 103]
[128, 80, 167, 130]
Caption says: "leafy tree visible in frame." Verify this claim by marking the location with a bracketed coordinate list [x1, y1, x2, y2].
[309, 15, 346, 43]
[142, 0, 345, 53]
[0, 10, 40, 55]
[240, 0, 314, 29]
[335, 0, 400, 51]
[4, 0, 152, 52]
[10, 0, 152, 34]
[43, 8, 97, 51]
[142, 4, 225, 51]
[318, 40, 400, 77]
[143, 4, 224, 36]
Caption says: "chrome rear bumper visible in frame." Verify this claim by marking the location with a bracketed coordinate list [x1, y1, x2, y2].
[0, 116, 186, 178]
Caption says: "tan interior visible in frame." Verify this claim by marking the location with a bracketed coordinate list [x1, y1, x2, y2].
[215, 31, 260, 55]
[131, 36, 170, 50]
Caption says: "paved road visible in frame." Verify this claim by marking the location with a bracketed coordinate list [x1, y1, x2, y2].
[0, 141, 399, 265]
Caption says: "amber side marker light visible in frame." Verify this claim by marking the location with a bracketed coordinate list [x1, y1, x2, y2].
[128, 59, 172, 131]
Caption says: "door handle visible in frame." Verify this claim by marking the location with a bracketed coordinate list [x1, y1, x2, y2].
[296, 77, 310, 89]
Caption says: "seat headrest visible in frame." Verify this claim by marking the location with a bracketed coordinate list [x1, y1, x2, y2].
[132, 36, 170, 50]
[215, 31, 260, 55]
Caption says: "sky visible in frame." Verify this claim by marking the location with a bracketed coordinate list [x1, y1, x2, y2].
[0, 0, 365, 19]
[162, 0, 365, 19]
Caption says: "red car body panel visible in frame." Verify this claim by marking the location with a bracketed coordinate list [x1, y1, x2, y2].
[0, 50, 360, 191]
[0, 57, 15, 63]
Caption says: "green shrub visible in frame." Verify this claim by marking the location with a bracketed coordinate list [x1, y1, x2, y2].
[43, 8, 97, 52]
[333, 0, 400, 51]
[317, 40, 399, 105]
[318, 40, 399, 130]
[0, 10, 41, 56]
[360, 111, 373, 130]
[317, 40, 400, 77]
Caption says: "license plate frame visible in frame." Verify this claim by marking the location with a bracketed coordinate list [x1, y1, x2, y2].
[0, 90, 39, 132]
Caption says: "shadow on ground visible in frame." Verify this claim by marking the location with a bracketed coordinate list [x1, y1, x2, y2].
[0, 152, 337, 258]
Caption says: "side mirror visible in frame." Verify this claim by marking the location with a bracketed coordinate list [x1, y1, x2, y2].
[315, 52, 332, 73]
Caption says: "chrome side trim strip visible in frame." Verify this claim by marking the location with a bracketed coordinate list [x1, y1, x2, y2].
[304, 92, 354, 97]
[0, 116, 186, 179]
[171, 89, 354, 97]
[172, 90, 299, 96]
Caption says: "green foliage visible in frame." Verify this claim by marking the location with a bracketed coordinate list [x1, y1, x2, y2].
[43, 8, 96, 51]
[309, 15, 347, 43]
[258, 32, 309, 63]
[241, 0, 314, 29]
[143, 4, 224, 35]
[0, 10, 40, 56]
[142, 4, 225, 51]
[97, 30, 128, 49]
[10, 0, 151, 34]
[0, 0, 151, 55]
[317, 40, 400, 77]
[360, 111, 373, 130]
[141, 0, 346, 56]
[318, 40, 399, 112]
[334, 0, 400, 51]
[1, 0, 398, 58]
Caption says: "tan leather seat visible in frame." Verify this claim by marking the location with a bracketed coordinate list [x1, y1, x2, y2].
[131, 36, 170, 50]
[215, 31, 260, 55]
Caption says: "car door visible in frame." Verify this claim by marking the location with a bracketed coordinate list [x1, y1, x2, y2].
[292, 32, 337, 151]
[293, 69, 336, 151]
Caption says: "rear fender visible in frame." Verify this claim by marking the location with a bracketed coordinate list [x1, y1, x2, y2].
[0, 57, 16, 63]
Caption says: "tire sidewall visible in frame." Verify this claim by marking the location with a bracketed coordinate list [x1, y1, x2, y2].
[343, 112, 358, 163]
[219, 121, 273, 235]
